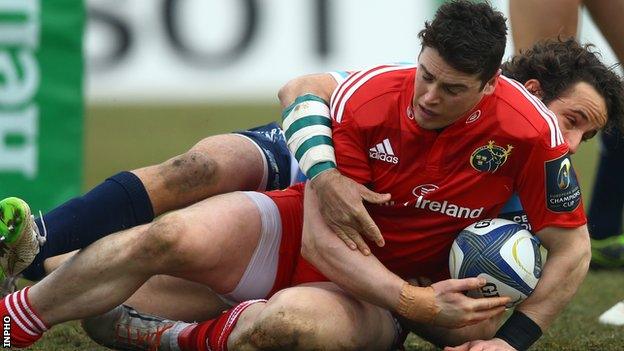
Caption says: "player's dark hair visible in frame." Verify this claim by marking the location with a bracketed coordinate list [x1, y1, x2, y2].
[418, 0, 507, 88]
[502, 38, 624, 133]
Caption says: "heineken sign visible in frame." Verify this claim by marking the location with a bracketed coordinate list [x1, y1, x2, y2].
[0, 0, 84, 211]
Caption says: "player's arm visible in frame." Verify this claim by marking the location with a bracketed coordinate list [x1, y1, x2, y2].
[278, 73, 337, 110]
[457, 225, 591, 351]
[487, 140, 589, 350]
[516, 225, 590, 327]
[301, 182, 510, 329]
[278, 73, 389, 254]
[278, 73, 338, 179]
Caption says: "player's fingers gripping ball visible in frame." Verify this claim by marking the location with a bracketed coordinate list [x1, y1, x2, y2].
[449, 218, 546, 307]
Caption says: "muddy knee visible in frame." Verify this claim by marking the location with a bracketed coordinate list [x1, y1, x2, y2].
[161, 150, 218, 193]
[135, 213, 190, 268]
[247, 289, 366, 350]
[248, 305, 317, 349]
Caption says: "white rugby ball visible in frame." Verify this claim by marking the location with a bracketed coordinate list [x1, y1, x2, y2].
[449, 218, 545, 307]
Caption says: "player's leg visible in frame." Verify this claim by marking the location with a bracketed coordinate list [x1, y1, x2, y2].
[583, 0, 624, 64]
[588, 129, 624, 268]
[84, 282, 400, 351]
[115, 186, 299, 322]
[123, 275, 231, 322]
[140, 122, 300, 214]
[229, 283, 399, 350]
[10, 123, 288, 283]
[0, 191, 265, 347]
[583, 0, 624, 266]
[39, 183, 298, 323]
[41, 250, 230, 321]
[509, 0, 580, 53]
[133, 134, 265, 216]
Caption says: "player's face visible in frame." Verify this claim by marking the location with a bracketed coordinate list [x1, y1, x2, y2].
[545, 81, 607, 154]
[413, 47, 497, 130]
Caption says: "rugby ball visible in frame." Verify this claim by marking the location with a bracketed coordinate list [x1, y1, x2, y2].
[449, 218, 544, 307]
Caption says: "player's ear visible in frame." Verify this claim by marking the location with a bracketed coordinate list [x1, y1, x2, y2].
[524, 79, 544, 99]
[482, 69, 500, 95]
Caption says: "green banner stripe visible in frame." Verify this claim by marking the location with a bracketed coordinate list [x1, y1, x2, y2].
[284, 115, 332, 140]
[294, 135, 334, 160]
[307, 161, 337, 179]
[0, 14, 28, 22]
[0, 0, 84, 212]
[281, 94, 328, 120]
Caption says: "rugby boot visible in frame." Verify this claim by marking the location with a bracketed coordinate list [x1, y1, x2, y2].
[0, 197, 43, 295]
[83, 305, 193, 351]
[591, 233, 624, 269]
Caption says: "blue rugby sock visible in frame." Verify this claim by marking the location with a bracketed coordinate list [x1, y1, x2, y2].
[588, 130, 624, 240]
[22, 171, 154, 281]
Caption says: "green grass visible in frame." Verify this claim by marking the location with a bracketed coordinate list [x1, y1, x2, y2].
[83, 103, 282, 189]
[406, 271, 624, 350]
[18, 104, 623, 350]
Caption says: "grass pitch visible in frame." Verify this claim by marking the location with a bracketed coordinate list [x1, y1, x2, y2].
[18, 104, 624, 350]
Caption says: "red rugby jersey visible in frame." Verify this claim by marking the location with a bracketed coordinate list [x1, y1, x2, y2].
[328, 64, 586, 281]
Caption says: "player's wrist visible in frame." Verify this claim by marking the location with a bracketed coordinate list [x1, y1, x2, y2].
[494, 310, 542, 350]
[308, 161, 337, 180]
[310, 167, 339, 185]
[395, 283, 440, 323]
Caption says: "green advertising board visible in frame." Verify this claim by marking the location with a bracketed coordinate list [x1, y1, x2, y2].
[0, 0, 84, 212]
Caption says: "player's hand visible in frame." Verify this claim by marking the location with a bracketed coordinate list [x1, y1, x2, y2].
[431, 278, 510, 328]
[444, 338, 516, 351]
[310, 169, 391, 255]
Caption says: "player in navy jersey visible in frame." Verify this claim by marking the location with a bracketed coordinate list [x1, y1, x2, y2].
[0, 3, 620, 349]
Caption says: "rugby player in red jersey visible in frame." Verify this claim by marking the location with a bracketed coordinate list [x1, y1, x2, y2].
[0, 2, 623, 351]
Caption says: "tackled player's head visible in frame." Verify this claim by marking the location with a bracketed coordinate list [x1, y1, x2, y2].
[412, 1, 507, 130]
[502, 38, 624, 153]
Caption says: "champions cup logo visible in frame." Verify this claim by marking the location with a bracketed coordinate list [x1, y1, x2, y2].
[470, 141, 513, 173]
[545, 154, 581, 212]
[557, 158, 571, 190]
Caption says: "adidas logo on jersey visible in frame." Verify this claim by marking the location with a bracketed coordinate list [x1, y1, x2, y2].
[369, 139, 399, 164]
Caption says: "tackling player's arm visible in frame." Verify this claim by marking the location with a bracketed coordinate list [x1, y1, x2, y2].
[278, 73, 337, 110]
[301, 182, 511, 328]
[488, 137, 589, 350]
[279, 73, 389, 254]
[517, 224, 591, 329]
[465, 225, 591, 351]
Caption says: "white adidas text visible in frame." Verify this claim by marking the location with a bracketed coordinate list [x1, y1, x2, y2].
[369, 138, 399, 164]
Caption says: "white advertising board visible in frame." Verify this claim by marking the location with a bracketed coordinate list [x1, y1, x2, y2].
[85, 0, 620, 103]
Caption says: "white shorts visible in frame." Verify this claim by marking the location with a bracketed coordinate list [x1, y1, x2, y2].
[221, 191, 282, 303]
